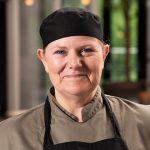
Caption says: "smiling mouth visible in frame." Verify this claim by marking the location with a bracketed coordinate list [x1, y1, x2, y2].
[64, 74, 87, 78]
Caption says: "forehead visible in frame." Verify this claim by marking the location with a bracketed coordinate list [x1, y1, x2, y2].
[46, 36, 103, 49]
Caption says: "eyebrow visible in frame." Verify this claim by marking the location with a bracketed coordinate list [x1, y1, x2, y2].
[78, 44, 96, 48]
[49, 45, 67, 51]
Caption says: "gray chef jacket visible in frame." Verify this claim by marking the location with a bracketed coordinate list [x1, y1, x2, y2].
[0, 87, 150, 150]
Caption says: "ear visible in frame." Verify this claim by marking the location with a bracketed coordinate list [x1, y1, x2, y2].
[103, 44, 110, 61]
[37, 49, 49, 73]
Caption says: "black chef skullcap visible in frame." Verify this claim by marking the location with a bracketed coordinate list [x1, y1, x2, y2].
[40, 7, 103, 48]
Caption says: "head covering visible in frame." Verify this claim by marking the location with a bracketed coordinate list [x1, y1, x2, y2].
[40, 7, 103, 48]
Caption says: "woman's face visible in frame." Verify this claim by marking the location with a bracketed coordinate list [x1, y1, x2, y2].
[37, 36, 109, 97]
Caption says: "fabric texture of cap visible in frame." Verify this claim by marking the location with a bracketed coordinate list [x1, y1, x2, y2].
[40, 7, 103, 48]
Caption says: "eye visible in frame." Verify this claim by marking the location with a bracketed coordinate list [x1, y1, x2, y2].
[54, 49, 66, 55]
[81, 48, 94, 55]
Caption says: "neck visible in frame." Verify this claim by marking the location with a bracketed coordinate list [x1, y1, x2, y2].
[54, 88, 97, 122]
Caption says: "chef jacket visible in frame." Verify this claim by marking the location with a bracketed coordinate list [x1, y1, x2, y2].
[0, 87, 150, 150]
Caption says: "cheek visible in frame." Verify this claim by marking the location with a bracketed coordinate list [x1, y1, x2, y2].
[87, 56, 104, 81]
[88, 56, 104, 72]
[46, 58, 65, 75]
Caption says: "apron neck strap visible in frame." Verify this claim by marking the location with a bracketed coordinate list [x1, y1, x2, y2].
[101, 93, 121, 138]
[43, 97, 53, 149]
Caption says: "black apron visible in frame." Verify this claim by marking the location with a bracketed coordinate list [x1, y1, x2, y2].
[43, 93, 129, 150]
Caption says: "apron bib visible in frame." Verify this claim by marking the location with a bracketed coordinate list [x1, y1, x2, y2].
[43, 93, 129, 150]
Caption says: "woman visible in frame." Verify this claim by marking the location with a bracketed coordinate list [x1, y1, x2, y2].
[0, 7, 150, 150]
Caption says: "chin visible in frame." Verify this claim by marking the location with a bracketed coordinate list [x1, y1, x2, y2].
[64, 85, 94, 96]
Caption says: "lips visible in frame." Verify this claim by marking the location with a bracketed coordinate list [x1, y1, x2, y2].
[65, 74, 86, 78]
[62, 72, 88, 79]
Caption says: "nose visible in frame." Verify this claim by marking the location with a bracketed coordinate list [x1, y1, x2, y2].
[67, 52, 82, 69]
